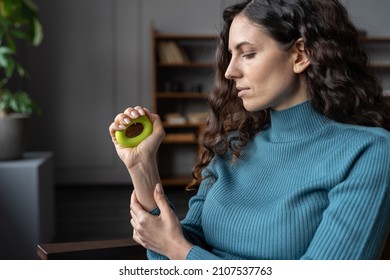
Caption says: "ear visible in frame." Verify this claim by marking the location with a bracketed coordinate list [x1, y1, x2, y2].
[292, 38, 310, 74]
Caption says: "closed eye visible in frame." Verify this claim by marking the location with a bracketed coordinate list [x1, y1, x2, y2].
[243, 53, 256, 59]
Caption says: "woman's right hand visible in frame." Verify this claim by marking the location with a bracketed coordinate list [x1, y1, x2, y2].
[108, 106, 165, 171]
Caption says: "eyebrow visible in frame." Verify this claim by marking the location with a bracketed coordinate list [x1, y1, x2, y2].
[228, 41, 255, 53]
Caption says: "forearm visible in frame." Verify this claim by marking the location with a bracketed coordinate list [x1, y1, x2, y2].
[128, 156, 161, 211]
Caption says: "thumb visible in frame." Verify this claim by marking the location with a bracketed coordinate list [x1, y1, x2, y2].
[154, 183, 170, 213]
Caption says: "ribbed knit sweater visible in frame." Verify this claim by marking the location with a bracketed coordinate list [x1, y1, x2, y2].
[148, 101, 390, 260]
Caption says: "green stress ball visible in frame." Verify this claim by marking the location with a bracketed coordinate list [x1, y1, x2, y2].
[115, 115, 153, 147]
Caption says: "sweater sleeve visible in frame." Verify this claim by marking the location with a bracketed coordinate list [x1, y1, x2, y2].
[301, 134, 390, 260]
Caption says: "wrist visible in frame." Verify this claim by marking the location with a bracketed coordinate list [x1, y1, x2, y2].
[126, 152, 157, 172]
[127, 156, 156, 175]
[128, 152, 159, 180]
[168, 240, 192, 260]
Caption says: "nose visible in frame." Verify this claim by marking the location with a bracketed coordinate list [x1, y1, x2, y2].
[224, 58, 241, 80]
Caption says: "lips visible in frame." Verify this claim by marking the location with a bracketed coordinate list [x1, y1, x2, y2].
[236, 86, 250, 97]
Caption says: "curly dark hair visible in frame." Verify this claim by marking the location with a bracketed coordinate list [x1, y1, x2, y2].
[189, 0, 390, 188]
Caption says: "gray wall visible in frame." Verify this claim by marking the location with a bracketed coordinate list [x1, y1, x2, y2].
[24, 0, 390, 185]
[343, 0, 390, 36]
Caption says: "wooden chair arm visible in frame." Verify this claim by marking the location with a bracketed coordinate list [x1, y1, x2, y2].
[37, 238, 146, 260]
[37, 230, 389, 260]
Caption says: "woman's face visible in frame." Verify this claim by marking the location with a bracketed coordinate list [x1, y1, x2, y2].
[225, 15, 309, 111]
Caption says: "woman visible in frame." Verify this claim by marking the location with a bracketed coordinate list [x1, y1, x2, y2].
[109, 0, 390, 259]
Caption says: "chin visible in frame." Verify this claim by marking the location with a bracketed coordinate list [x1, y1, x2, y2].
[242, 101, 270, 112]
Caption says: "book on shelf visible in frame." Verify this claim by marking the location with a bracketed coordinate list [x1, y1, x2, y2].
[163, 133, 197, 143]
[187, 112, 208, 124]
[157, 40, 190, 64]
[165, 113, 186, 125]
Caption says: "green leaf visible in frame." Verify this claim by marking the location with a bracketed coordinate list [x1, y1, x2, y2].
[4, 33, 17, 51]
[0, 0, 13, 17]
[23, 0, 39, 12]
[32, 18, 43, 46]
[0, 46, 14, 68]
[0, 46, 15, 55]
[9, 96, 18, 112]
[5, 58, 15, 77]
[0, 90, 40, 114]
[0, 56, 6, 68]
[10, 29, 28, 40]
[0, 0, 43, 115]
[15, 62, 26, 77]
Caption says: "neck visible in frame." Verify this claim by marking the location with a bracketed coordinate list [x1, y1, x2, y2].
[267, 101, 331, 142]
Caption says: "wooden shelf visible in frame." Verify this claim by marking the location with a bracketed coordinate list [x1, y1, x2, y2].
[152, 25, 217, 187]
[161, 177, 193, 187]
[158, 62, 214, 68]
[162, 121, 205, 128]
[154, 33, 217, 41]
[162, 133, 197, 144]
[360, 36, 390, 43]
[360, 37, 390, 102]
[370, 62, 390, 69]
[157, 92, 208, 99]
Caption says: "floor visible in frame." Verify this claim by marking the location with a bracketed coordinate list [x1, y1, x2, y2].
[54, 184, 195, 243]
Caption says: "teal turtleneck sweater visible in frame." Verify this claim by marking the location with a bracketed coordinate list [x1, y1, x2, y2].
[148, 101, 390, 260]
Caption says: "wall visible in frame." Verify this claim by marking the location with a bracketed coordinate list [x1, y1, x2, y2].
[342, 0, 390, 36]
[24, 0, 390, 185]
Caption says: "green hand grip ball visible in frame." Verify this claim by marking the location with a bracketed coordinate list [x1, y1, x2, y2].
[115, 115, 153, 147]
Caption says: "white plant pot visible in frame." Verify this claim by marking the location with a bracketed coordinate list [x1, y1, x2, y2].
[0, 114, 29, 160]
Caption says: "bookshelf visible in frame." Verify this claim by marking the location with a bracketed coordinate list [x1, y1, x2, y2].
[361, 36, 390, 96]
[151, 26, 218, 187]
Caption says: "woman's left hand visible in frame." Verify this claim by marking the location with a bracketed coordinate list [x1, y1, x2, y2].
[130, 184, 192, 260]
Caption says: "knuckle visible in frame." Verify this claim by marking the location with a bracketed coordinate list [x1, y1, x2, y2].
[138, 216, 147, 227]
[124, 108, 133, 115]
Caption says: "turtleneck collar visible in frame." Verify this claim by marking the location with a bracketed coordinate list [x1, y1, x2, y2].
[266, 101, 332, 142]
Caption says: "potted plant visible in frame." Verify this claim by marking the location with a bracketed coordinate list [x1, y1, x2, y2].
[0, 0, 43, 160]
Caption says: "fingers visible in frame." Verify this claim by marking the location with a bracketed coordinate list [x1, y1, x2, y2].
[108, 119, 127, 139]
[132, 228, 142, 245]
[154, 183, 170, 213]
[130, 192, 142, 238]
[124, 106, 146, 118]
[130, 191, 144, 213]
[130, 191, 149, 228]
[131, 223, 145, 247]
[130, 191, 150, 247]
[109, 106, 151, 136]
